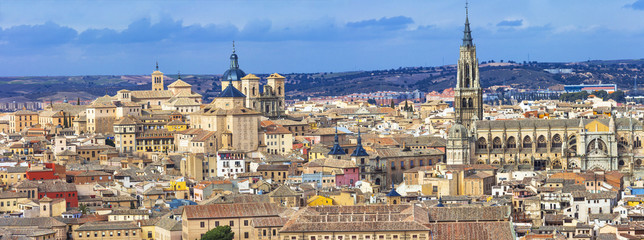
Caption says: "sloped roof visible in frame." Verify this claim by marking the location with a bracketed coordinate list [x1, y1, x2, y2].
[219, 84, 246, 98]
[183, 202, 286, 219]
[167, 79, 191, 88]
[269, 185, 299, 197]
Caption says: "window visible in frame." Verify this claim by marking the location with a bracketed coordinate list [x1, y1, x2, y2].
[78, 233, 82, 238]
[244, 220, 249, 226]
[201, 222, 205, 228]
[230, 220, 234, 226]
[245, 232, 249, 238]
[400, 161, 405, 169]
[263, 230, 267, 236]
[148, 231, 152, 238]
[125, 231, 129, 236]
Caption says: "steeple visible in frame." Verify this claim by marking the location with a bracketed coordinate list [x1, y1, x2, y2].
[328, 127, 346, 156]
[351, 129, 369, 157]
[462, 1, 474, 47]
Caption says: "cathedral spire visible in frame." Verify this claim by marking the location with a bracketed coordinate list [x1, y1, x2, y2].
[462, 1, 474, 47]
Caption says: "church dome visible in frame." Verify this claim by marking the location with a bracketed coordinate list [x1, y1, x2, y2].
[448, 123, 469, 139]
[222, 68, 246, 82]
[222, 48, 246, 82]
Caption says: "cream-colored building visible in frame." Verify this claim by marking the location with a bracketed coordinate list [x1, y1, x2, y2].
[174, 129, 218, 154]
[181, 203, 288, 240]
[39, 196, 66, 217]
[108, 209, 150, 222]
[0, 166, 28, 186]
[155, 215, 182, 240]
[9, 109, 39, 133]
[190, 83, 261, 152]
[74, 221, 141, 240]
[0, 191, 28, 213]
[180, 153, 218, 181]
[86, 96, 117, 134]
[113, 116, 142, 153]
[263, 124, 293, 155]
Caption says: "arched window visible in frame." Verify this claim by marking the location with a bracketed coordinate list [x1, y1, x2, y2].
[523, 136, 532, 148]
[252, 87, 256, 96]
[588, 139, 608, 153]
[462, 98, 467, 108]
[477, 137, 487, 149]
[552, 134, 562, 148]
[506, 136, 516, 148]
[469, 98, 473, 108]
[493, 137, 502, 149]
[636, 137, 642, 148]
[537, 135, 547, 148]
[278, 86, 282, 95]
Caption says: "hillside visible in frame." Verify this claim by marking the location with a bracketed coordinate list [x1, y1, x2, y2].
[0, 59, 642, 103]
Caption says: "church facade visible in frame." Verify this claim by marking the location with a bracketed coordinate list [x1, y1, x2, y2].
[472, 118, 643, 172]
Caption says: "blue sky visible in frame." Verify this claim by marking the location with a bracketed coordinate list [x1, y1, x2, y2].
[1, 0, 644, 76]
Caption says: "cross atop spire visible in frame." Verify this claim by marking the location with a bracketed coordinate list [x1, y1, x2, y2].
[156, 61, 159, 71]
[177, 71, 181, 80]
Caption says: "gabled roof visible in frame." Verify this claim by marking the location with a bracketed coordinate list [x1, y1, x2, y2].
[167, 79, 191, 88]
[269, 185, 299, 197]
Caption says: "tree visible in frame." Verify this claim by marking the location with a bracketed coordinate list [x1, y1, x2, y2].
[390, 99, 395, 109]
[62, 112, 68, 128]
[201, 226, 234, 240]
[79, 204, 88, 214]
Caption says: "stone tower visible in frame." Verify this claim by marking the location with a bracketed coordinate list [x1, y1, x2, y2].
[446, 123, 471, 165]
[241, 73, 260, 110]
[454, 3, 482, 129]
[267, 73, 286, 113]
[151, 62, 164, 91]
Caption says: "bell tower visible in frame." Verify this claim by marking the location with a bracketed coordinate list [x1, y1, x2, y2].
[454, 2, 482, 129]
[151, 62, 164, 91]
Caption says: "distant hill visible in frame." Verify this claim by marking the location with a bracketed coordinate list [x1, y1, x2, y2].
[0, 59, 642, 103]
